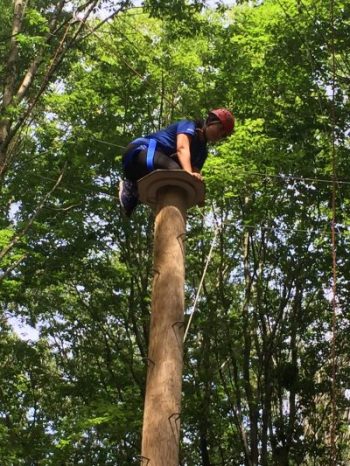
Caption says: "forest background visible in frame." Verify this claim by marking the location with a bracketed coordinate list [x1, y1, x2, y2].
[0, 0, 349, 465]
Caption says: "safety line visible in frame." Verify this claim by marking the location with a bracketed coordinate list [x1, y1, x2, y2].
[90, 137, 350, 187]
[227, 171, 350, 186]
[87, 133, 350, 187]
[91, 137, 128, 149]
[184, 224, 220, 343]
[17, 173, 350, 237]
[330, 0, 338, 460]
[256, 9, 342, 453]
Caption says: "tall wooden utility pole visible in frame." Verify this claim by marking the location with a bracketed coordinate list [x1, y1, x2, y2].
[138, 170, 204, 466]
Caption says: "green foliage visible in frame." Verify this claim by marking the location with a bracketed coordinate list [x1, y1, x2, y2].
[0, 228, 13, 247]
[0, 0, 349, 464]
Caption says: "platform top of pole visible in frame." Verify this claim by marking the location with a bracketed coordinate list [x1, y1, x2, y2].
[138, 169, 205, 209]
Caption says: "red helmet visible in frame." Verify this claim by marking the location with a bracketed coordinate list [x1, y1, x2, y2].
[209, 108, 235, 135]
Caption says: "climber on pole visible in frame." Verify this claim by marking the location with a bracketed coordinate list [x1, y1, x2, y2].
[118, 108, 235, 216]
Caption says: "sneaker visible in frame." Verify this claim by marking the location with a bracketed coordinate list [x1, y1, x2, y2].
[119, 179, 139, 217]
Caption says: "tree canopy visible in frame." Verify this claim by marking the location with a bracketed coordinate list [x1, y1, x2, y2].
[0, 0, 349, 464]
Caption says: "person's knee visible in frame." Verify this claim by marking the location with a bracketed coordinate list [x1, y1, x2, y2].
[154, 152, 181, 170]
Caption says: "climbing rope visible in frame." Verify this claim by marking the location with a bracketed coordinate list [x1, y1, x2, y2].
[183, 222, 220, 343]
[274, 0, 340, 458]
[329, 0, 338, 460]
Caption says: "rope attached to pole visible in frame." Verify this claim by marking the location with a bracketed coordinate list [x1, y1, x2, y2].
[184, 224, 220, 343]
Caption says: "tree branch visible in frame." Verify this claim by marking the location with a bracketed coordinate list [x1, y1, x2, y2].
[0, 164, 66, 263]
[0, 254, 27, 283]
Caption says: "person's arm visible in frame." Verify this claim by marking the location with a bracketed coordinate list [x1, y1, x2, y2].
[176, 133, 203, 181]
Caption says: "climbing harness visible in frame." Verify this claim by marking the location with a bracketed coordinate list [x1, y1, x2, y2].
[122, 138, 157, 172]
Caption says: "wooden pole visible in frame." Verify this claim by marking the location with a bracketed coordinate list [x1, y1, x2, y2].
[141, 185, 187, 466]
[138, 170, 204, 466]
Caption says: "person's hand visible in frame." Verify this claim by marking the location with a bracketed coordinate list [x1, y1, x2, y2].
[191, 172, 203, 182]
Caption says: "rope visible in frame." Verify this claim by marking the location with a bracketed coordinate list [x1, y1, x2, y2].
[330, 0, 338, 460]
[89, 137, 350, 186]
[267, 8, 341, 455]
[27, 172, 350, 236]
[91, 137, 127, 149]
[183, 223, 220, 342]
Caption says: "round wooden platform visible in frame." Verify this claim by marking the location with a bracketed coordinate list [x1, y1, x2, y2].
[137, 170, 205, 209]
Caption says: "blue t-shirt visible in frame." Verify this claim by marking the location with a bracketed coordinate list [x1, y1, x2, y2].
[133, 120, 208, 170]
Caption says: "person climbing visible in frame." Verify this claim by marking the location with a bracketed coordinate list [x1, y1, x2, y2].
[118, 108, 235, 216]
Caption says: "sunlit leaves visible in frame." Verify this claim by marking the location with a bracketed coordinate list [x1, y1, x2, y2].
[0, 0, 349, 463]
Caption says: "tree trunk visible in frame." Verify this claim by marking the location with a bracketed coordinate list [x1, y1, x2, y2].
[0, 0, 26, 173]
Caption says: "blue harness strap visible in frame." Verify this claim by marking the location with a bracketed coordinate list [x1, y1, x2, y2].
[122, 138, 156, 172]
[146, 138, 156, 171]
